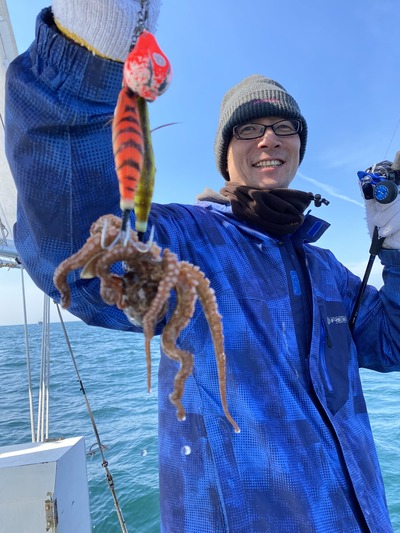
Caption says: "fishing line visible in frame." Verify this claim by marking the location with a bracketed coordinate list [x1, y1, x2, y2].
[130, 0, 150, 51]
[55, 303, 129, 533]
[383, 115, 400, 160]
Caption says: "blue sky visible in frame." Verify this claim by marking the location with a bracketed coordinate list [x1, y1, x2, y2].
[2, 0, 400, 325]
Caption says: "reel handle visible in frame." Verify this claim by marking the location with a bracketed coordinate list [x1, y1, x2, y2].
[392, 150, 400, 172]
[372, 152, 400, 203]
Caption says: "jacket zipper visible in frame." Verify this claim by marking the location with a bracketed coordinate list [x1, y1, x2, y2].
[320, 317, 334, 393]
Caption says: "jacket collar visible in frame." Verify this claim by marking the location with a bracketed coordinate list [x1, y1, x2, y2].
[196, 195, 330, 244]
[296, 212, 330, 243]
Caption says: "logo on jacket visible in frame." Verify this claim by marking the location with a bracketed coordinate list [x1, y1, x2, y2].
[327, 315, 347, 325]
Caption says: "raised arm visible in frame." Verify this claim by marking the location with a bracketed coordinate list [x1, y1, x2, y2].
[5, 5, 159, 328]
[350, 158, 400, 370]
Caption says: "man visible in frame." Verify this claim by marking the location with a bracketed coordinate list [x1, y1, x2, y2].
[5, 2, 400, 531]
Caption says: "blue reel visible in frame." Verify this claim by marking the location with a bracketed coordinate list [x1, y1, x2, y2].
[357, 170, 398, 204]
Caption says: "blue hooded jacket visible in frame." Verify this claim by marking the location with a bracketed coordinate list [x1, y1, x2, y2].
[5, 9, 400, 532]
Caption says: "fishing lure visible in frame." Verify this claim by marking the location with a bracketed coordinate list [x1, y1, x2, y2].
[112, 87, 144, 212]
[112, 30, 172, 237]
[134, 97, 155, 235]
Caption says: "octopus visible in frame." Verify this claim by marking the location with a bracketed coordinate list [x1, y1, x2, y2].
[54, 214, 240, 433]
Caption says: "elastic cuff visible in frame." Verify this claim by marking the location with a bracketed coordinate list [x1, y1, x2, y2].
[34, 8, 123, 104]
[379, 248, 400, 264]
[54, 18, 123, 63]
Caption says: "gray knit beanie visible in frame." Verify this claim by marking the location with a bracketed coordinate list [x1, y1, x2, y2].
[214, 74, 308, 180]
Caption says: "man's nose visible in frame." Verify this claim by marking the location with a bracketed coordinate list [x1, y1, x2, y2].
[257, 128, 282, 148]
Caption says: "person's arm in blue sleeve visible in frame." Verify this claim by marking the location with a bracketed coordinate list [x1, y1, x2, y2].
[345, 160, 400, 371]
[325, 249, 400, 372]
[5, 8, 134, 329]
[356, 248, 400, 371]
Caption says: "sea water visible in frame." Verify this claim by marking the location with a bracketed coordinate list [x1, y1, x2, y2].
[0, 321, 399, 532]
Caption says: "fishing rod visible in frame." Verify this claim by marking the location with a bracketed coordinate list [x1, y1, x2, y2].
[55, 304, 129, 533]
[349, 150, 400, 331]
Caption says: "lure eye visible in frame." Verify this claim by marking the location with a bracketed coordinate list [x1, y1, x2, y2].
[152, 52, 166, 67]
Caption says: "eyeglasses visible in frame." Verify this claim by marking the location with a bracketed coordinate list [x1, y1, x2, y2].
[233, 119, 302, 140]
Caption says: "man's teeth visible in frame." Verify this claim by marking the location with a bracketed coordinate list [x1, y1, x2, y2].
[254, 160, 283, 168]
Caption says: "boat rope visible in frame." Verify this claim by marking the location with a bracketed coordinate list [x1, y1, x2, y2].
[20, 266, 36, 442]
[0, 258, 19, 268]
[55, 303, 129, 533]
[0, 217, 8, 247]
[37, 295, 51, 442]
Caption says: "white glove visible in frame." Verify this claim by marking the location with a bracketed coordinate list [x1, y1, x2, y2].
[52, 0, 162, 62]
[362, 161, 400, 249]
[365, 195, 400, 249]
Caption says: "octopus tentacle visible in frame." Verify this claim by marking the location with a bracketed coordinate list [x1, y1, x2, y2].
[53, 235, 105, 307]
[53, 215, 124, 307]
[181, 263, 240, 433]
[161, 272, 198, 421]
[142, 248, 180, 392]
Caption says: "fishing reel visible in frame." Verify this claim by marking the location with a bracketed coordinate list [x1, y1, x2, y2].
[357, 160, 400, 204]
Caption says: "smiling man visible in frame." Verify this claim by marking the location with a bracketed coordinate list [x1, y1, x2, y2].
[215, 75, 306, 189]
[6, 4, 400, 532]
[207, 75, 318, 238]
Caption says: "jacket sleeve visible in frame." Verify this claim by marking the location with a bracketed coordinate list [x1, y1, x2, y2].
[328, 248, 400, 372]
[352, 248, 400, 371]
[5, 8, 135, 330]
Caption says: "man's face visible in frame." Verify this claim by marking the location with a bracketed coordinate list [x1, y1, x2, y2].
[226, 116, 301, 188]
